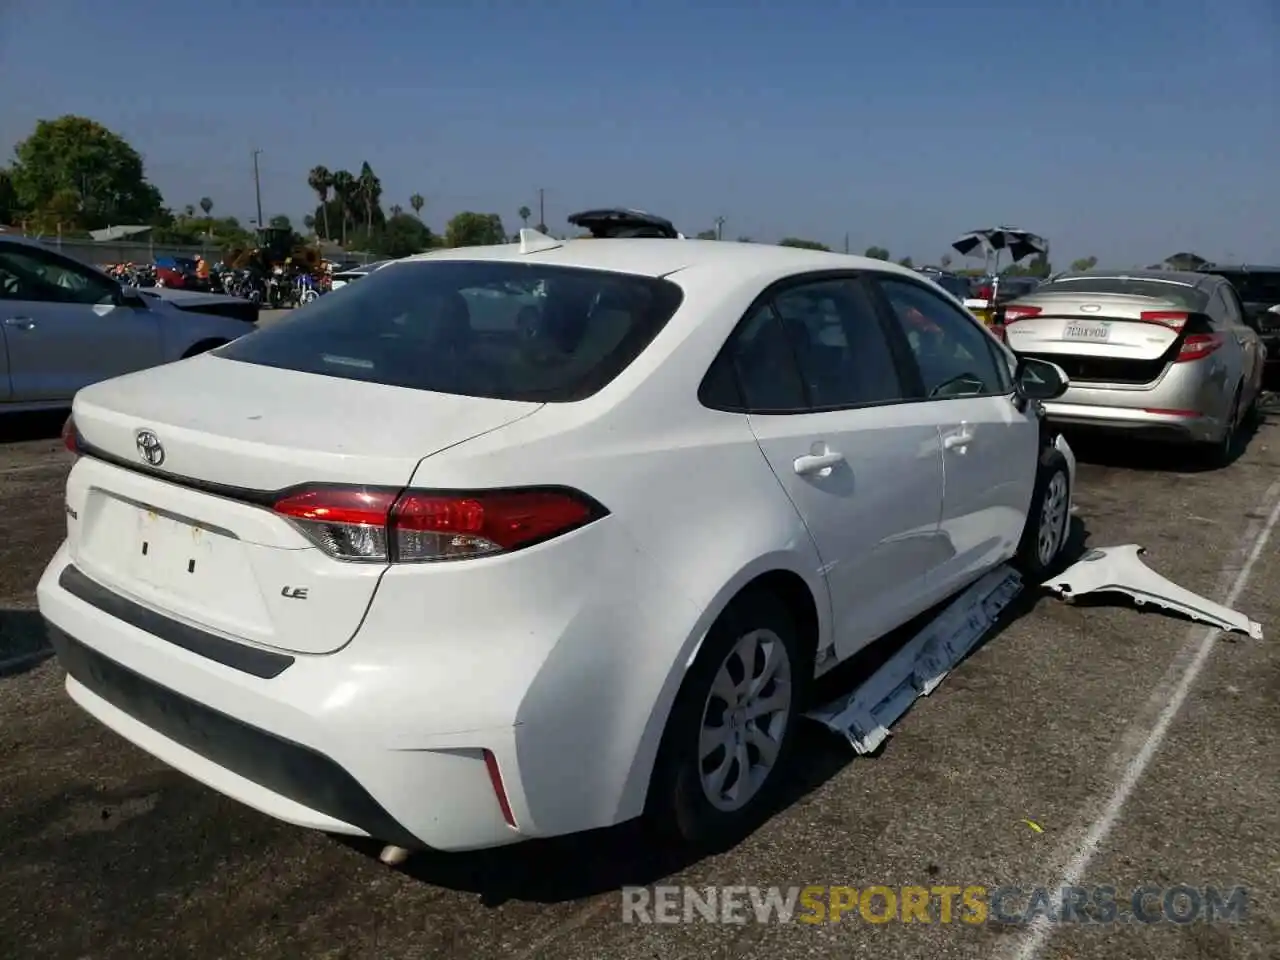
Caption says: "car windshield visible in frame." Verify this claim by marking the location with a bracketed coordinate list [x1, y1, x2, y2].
[216, 259, 684, 402]
[1036, 277, 1209, 310]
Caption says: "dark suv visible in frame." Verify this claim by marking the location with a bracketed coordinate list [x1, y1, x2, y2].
[1195, 264, 1280, 370]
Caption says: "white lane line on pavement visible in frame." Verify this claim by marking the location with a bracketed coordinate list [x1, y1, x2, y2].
[1009, 476, 1280, 960]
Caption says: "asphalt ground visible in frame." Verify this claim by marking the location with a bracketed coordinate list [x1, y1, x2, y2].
[1, 390, 1278, 960]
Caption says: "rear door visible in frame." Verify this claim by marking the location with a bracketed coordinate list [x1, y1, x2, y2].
[870, 273, 1038, 594]
[0, 242, 163, 402]
[727, 274, 947, 659]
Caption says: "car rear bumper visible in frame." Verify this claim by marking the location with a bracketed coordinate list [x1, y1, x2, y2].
[37, 521, 699, 852]
[1041, 401, 1216, 442]
[37, 546, 544, 852]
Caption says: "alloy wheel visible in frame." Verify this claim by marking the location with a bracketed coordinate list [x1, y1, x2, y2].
[698, 628, 793, 813]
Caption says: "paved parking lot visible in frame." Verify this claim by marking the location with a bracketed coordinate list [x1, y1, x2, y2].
[1, 404, 1278, 960]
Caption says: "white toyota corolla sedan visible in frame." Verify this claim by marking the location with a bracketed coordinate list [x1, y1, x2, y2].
[38, 234, 1075, 853]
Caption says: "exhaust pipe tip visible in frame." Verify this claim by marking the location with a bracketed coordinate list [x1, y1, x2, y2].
[379, 844, 412, 866]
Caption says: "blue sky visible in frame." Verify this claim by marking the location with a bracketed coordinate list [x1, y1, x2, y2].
[2, 0, 1276, 266]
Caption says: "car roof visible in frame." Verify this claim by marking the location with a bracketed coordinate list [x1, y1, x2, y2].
[1045, 268, 1218, 288]
[401, 238, 924, 289]
[1197, 264, 1280, 274]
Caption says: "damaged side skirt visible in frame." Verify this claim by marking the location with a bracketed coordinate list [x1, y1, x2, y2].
[805, 565, 1023, 754]
[806, 544, 1263, 754]
[1042, 544, 1263, 640]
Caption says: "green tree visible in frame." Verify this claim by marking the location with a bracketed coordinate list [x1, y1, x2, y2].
[695, 229, 717, 240]
[411, 193, 425, 218]
[269, 214, 292, 231]
[9, 116, 164, 229]
[778, 237, 830, 250]
[183, 204, 196, 218]
[898, 256, 914, 268]
[445, 212, 506, 247]
[371, 212, 434, 258]
[864, 246, 891, 260]
[939, 253, 952, 269]
[0, 168, 18, 224]
[518, 205, 531, 228]
[330, 170, 355, 245]
[199, 196, 213, 217]
[356, 161, 383, 234]
[1070, 255, 1097, 271]
[737, 235, 753, 243]
[307, 166, 332, 240]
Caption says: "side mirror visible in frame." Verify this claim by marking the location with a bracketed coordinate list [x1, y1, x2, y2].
[1016, 356, 1069, 401]
[116, 286, 148, 309]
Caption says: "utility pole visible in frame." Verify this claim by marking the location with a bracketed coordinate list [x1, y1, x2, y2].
[713, 216, 725, 241]
[844, 233, 849, 254]
[251, 149, 264, 230]
[538, 188, 545, 230]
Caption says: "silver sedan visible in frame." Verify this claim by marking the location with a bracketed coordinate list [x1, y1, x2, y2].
[1001, 269, 1265, 466]
[0, 238, 253, 413]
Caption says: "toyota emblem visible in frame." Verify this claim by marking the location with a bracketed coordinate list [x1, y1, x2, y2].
[135, 430, 165, 466]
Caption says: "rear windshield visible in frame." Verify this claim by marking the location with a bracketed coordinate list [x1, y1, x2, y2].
[1204, 271, 1280, 305]
[217, 259, 684, 402]
[1036, 277, 1209, 311]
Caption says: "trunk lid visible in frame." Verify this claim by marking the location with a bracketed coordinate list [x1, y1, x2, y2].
[67, 354, 541, 654]
[1003, 292, 1184, 362]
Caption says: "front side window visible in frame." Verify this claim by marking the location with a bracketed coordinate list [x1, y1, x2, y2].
[875, 276, 1009, 399]
[0, 244, 119, 305]
[217, 260, 684, 402]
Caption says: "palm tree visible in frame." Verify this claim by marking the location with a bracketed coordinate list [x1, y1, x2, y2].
[518, 205, 531, 228]
[410, 193, 424, 218]
[183, 204, 196, 218]
[331, 170, 354, 246]
[307, 165, 332, 241]
[199, 197, 213, 217]
[357, 162, 381, 234]
[390, 204, 404, 218]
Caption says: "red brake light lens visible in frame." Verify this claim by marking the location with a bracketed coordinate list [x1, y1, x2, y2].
[1140, 310, 1189, 330]
[1002, 305, 1042, 324]
[1174, 333, 1223, 363]
[272, 486, 604, 563]
[61, 415, 80, 454]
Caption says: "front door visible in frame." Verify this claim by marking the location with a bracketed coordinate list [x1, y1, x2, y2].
[0, 243, 163, 402]
[871, 275, 1039, 596]
[727, 276, 948, 659]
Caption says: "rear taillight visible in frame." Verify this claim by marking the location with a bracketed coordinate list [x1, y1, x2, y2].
[272, 486, 605, 562]
[1174, 333, 1224, 363]
[1002, 305, 1042, 324]
[1140, 310, 1189, 331]
[977, 285, 993, 300]
[61, 415, 80, 455]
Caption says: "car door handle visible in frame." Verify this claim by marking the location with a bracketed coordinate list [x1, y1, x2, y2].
[3, 316, 36, 331]
[793, 451, 845, 476]
[942, 428, 974, 450]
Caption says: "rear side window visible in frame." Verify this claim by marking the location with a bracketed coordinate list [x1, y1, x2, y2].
[217, 260, 683, 402]
[771, 279, 907, 408]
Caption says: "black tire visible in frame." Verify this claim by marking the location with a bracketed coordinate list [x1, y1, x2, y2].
[646, 591, 809, 851]
[1015, 447, 1071, 579]
[1193, 386, 1240, 470]
[182, 338, 228, 359]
